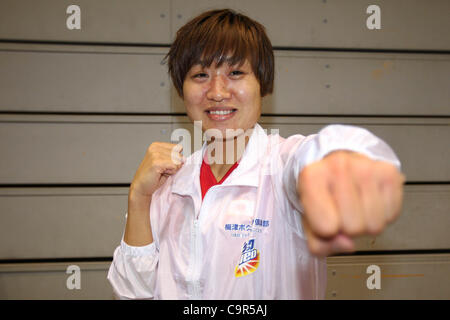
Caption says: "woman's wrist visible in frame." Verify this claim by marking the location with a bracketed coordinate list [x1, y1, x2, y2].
[128, 187, 151, 216]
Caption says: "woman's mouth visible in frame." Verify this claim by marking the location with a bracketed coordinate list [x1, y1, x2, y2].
[205, 108, 237, 121]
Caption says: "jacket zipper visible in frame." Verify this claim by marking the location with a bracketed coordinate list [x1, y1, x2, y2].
[187, 219, 202, 299]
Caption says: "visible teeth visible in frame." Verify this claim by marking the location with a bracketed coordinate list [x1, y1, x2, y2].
[209, 110, 234, 115]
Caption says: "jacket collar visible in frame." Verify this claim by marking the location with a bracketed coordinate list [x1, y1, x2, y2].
[171, 123, 269, 198]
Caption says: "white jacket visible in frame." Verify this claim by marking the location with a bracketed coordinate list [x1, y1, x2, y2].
[107, 123, 401, 299]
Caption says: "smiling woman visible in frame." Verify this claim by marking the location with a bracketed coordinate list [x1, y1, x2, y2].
[167, 9, 274, 178]
[107, 8, 405, 300]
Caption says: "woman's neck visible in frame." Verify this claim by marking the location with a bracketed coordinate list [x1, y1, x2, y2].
[206, 133, 250, 182]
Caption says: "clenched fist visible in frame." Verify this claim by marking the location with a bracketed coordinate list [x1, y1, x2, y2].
[129, 142, 185, 198]
[298, 150, 405, 257]
[124, 142, 184, 246]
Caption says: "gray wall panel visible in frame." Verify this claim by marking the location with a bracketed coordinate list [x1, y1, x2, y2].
[1, 255, 449, 299]
[172, 51, 450, 116]
[0, 187, 128, 259]
[0, 185, 447, 259]
[0, 0, 170, 44]
[0, 115, 173, 184]
[3, 44, 447, 116]
[353, 185, 450, 251]
[265, 52, 450, 116]
[0, 262, 113, 299]
[0, 44, 170, 113]
[1, 1, 447, 49]
[326, 254, 450, 299]
[0, 116, 447, 183]
[173, 116, 450, 182]
[172, 0, 450, 50]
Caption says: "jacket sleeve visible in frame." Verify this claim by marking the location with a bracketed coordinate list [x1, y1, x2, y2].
[107, 235, 159, 299]
[282, 124, 402, 214]
[107, 184, 166, 300]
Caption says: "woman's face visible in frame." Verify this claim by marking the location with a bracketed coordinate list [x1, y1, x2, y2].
[182, 59, 261, 140]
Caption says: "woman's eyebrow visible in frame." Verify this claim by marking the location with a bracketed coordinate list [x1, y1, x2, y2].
[190, 58, 248, 72]
[189, 63, 204, 72]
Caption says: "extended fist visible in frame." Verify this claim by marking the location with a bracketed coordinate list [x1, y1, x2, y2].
[298, 150, 405, 257]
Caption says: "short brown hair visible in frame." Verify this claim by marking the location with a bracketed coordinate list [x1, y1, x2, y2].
[165, 9, 274, 98]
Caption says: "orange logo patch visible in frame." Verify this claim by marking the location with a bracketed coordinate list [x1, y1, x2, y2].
[235, 239, 260, 278]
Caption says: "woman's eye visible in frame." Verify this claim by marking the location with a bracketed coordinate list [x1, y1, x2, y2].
[230, 70, 244, 76]
[193, 73, 208, 78]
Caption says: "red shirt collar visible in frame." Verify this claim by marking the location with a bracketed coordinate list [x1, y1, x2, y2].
[200, 156, 239, 200]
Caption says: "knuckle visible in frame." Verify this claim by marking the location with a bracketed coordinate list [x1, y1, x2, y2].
[366, 218, 385, 235]
[298, 167, 312, 185]
[330, 151, 348, 167]
[329, 155, 349, 178]
[378, 162, 399, 184]
[298, 169, 314, 193]
[355, 162, 374, 185]
[147, 142, 161, 153]
[148, 150, 161, 162]
[172, 143, 183, 151]
[308, 239, 322, 256]
[387, 203, 403, 224]
[300, 163, 323, 184]
[342, 219, 365, 237]
[315, 221, 339, 239]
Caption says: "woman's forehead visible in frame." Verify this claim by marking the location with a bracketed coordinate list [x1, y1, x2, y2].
[193, 56, 250, 69]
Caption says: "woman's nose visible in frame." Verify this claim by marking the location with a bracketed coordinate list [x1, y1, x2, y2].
[206, 75, 231, 102]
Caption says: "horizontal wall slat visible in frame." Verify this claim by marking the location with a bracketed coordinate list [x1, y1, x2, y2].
[353, 185, 450, 251]
[267, 52, 450, 116]
[0, 0, 171, 44]
[0, 44, 170, 113]
[172, 0, 450, 50]
[173, 51, 450, 116]
[260, 118, 450, 182]
[0, 187, 128, 259]
[2, 44, 448, 116]
[325, 254, 450, 299]
[174, 116, 450, 182]
[1, 115, 448, 183]
[0, 261, 113, 299]
[0, 115, 173, 184]
[1, 254, 449, 299]
[1, 1, 448, 50]
[0, 185, 447, 259]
